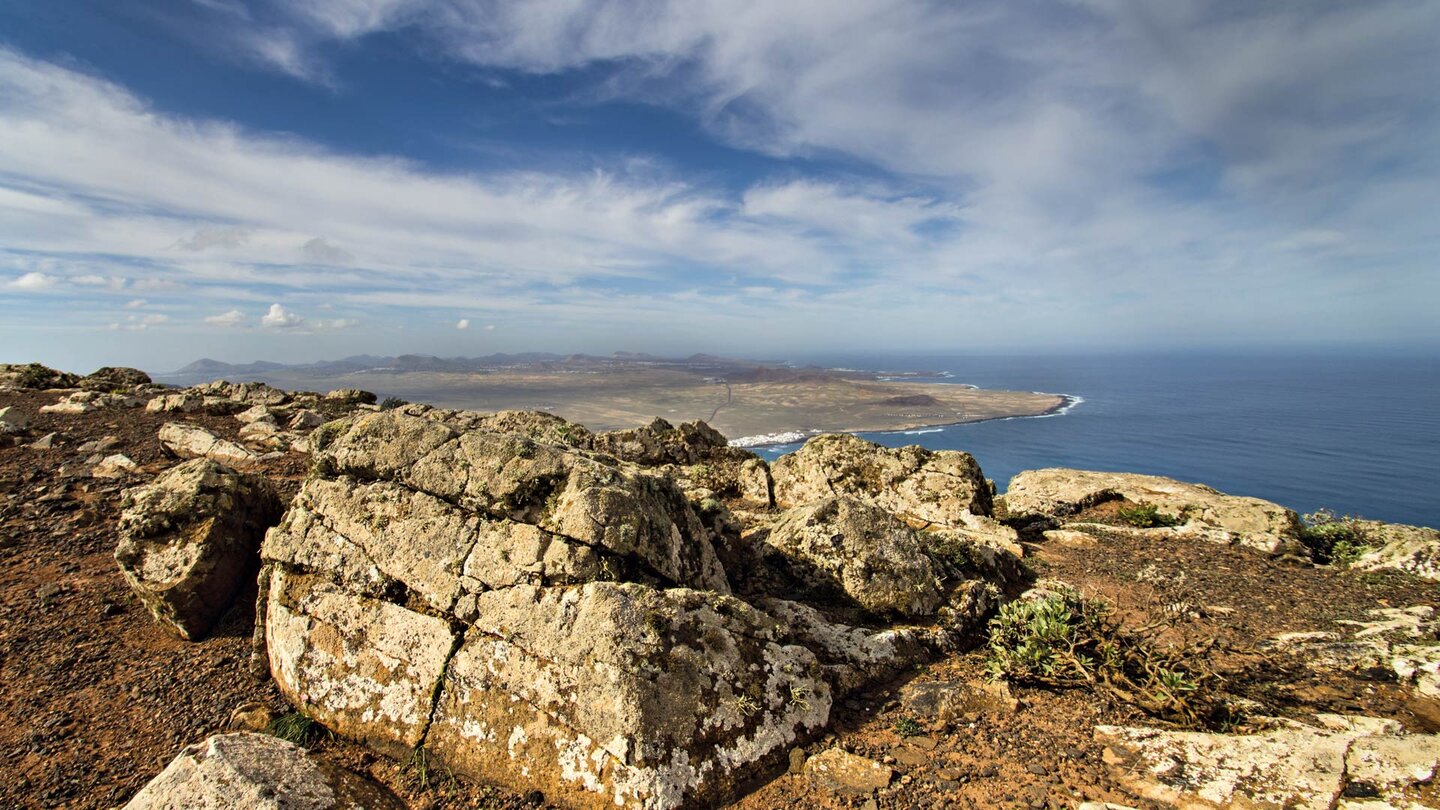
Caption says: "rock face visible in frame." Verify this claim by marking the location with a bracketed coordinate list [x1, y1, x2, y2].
[116, 459, 283, 640]
[759, 497, 944, 617]
[125, 732, 403, 809]
[258, 411, 1007, 809]
[1097, 715, 1440, 810]
[1002, 468, 1303, 554]
[0, 362, 80, 390]
[772, 434, 992, 528]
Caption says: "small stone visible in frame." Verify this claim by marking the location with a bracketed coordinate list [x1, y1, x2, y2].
[1026, 763, 1049, 776]
[29, 432, 59, 450]
[805, 747, 894, 794]
[227, 702, 273, 732]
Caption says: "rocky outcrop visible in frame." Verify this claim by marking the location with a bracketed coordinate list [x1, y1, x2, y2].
[116, 458, 283, 640]
[257, 411, 1006, 809]
[0, 362, 80, 390]
[1001, 468, 1303, 555]
[124, 732, 403, 809]
[1260, 605, 1440, 698]
[159, 422, 262, 469]
[1352, 521, 1440, 581]
[80, 366, 152, 390]
[1096, 715, 1440, 809]
[772, 434, 993, 528]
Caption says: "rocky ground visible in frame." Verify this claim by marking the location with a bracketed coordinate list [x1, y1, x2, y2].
[0, 363, 1436, 809]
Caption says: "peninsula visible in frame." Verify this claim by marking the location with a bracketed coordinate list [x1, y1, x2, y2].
[160, 353, 1069, 443]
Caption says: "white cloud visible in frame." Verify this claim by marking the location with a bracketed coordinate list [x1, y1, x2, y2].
[314, 317, 359, 330]
[456, 318, 469, 329]
[204, 309, 248, 327]
[125, 298, 148, 308]
[10, 271, 56, 290]
[483, 324, 496, 331]
[260, 303, 305, 329]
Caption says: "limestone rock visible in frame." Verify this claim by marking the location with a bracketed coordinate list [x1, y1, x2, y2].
[771, 433, 992, 528]
[1096, 715, 1439, 810]
[236, 405, 276, 424]
[147, 393, 204, 413]
[93, 453, 139, 479]
[324, 388, 376, 405]
[1352, 521, 1440, 581]
[124, 732, 403, 809]
[594, 417, 730, 466]
[760, 497, 944, 617]
[159, 422, 261, 469]
[289, 409, 324, 430]
[81, 366, 152, 390]
[804, 747, 893, 794]
[1002, 468, 1302, 554]
[116, 458, 283, 640]
[0, 405, 29, 432]
[1260, 606, 1440, 695]
[39, 399, 93, 415]
[738, 457, 774, 506]
[29, 432, 58, 450]
[899, 680, 1018, 726]
[256, 410, 1012, 809]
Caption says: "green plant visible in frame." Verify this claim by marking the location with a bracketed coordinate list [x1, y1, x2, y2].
[1299, 509, 1376, 566]
[267, 711, 326, 746]
[985, 588, 1212, 726]
[379, 396, 409, 410]
[401, 746, 456, 792]
[1116, 502, 1182, 528]
[893, 716, 922, 737]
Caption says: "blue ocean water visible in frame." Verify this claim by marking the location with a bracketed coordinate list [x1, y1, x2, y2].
[752, 354, 1440, 528]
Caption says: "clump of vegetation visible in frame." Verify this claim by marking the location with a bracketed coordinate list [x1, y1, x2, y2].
[1116, 501, 1182, 528]
[400, 746, 456, 792]
[379, 396, 409, 410]
[985, 587, 1215, 726]
[1299, 509, 1377, 566]
[267, 711, 327, 747]
[893, 716, 923, 737]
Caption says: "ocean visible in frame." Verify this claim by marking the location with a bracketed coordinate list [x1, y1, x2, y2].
[751, 353, 1440, 529]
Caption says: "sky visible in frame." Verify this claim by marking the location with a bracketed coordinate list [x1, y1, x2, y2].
[1, 0, 1437, 372]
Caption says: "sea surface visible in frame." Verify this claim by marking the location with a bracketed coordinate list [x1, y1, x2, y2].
[751, 354, 1440, 529]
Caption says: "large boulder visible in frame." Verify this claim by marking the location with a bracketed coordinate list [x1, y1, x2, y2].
[116, 458, 283, 640]
[159, 422, 261, 469]
[1002, 468, 1303, 554]
[258, 411, 1002, 808]
[124, 732, 403, 809]
[593, 417, 730, 466]
[771, 434, 993, 528]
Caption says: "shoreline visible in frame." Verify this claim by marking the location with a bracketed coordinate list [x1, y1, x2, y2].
[727, 392, 1083, 449]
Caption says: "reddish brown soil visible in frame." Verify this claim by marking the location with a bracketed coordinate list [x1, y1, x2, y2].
[1, 388, 1434, 809]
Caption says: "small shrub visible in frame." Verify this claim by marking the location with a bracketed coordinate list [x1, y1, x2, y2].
[1299, 509, 1376, 566]
[985, 587, 1212, 726]
[400, 746, 456, 792]
[893, 716, 923, 737]
[267, 711, 326, 746]
[1116, 502, 1182, 528]
[379, 396, 409, 411]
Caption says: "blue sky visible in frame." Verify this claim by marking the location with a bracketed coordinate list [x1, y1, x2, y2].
[1, 0, 1437, 372]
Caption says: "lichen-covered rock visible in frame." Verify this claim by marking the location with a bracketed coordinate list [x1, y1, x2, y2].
[116, 458, 283, 640]
[324, 387, 376, 404]
[159, 422, 261, 469]
[258, 410, 1008, 809]
[759, 497, 944, 617]
[1002, 468, 1303, 554]
[1352, 521, 1440, 581]
[803, 747, 893, 794]
[771, 433, 993, 528]
[1096, 715, 1440, 810]
[124, 732, 403, 809]
[0, 362, 80, 390]
[81, 366, 151, 390]
[93, 453, 139, 479]
[593, 417, 730, 467]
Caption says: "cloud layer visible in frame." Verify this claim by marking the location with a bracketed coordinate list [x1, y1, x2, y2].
[1, 0, 1437, 369]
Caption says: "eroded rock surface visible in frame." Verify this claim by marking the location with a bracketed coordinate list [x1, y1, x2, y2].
[160, 422, 262, 469]
[1096, 715, 1440, 809]
[1002, 468, 1303, 554]
[116, 458, 283, 640]
[125, 732, 403, 809]
[1353, 521, 1440, 581]
[258, 411, 1007, 809]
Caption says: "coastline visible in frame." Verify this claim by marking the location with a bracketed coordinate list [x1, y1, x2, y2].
[727, 392, 1082, 449]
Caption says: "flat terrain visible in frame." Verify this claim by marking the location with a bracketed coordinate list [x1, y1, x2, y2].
[189, 366, 1064, 439]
